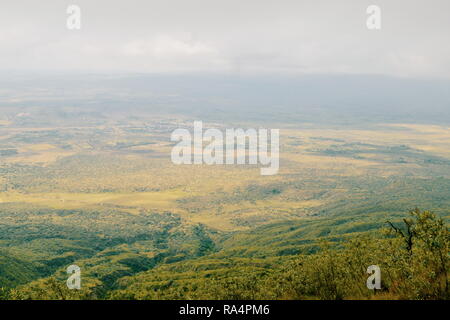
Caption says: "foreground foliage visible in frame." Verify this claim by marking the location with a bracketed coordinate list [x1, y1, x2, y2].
[3, 209, 448, 300]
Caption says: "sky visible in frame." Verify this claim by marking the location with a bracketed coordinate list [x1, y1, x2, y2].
[1, 0, 449, 77]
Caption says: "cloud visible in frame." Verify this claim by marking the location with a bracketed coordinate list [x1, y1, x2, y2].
[122, 34, 216, 57]
[0, 0, 449, 77]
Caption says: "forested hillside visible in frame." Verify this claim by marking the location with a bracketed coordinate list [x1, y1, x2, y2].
[1, 209, 448, 300]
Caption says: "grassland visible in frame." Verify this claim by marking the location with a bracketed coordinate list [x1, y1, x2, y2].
[0, 110, 449, 299]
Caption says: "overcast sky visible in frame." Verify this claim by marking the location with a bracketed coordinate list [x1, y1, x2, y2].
[1, 0, 449, 77]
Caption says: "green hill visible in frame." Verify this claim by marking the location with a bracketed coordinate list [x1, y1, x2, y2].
[0, 250, 41, 288]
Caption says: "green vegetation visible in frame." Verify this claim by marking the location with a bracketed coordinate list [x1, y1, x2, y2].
[2, 209, 448, 300]
[0, 111, 449, 300]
